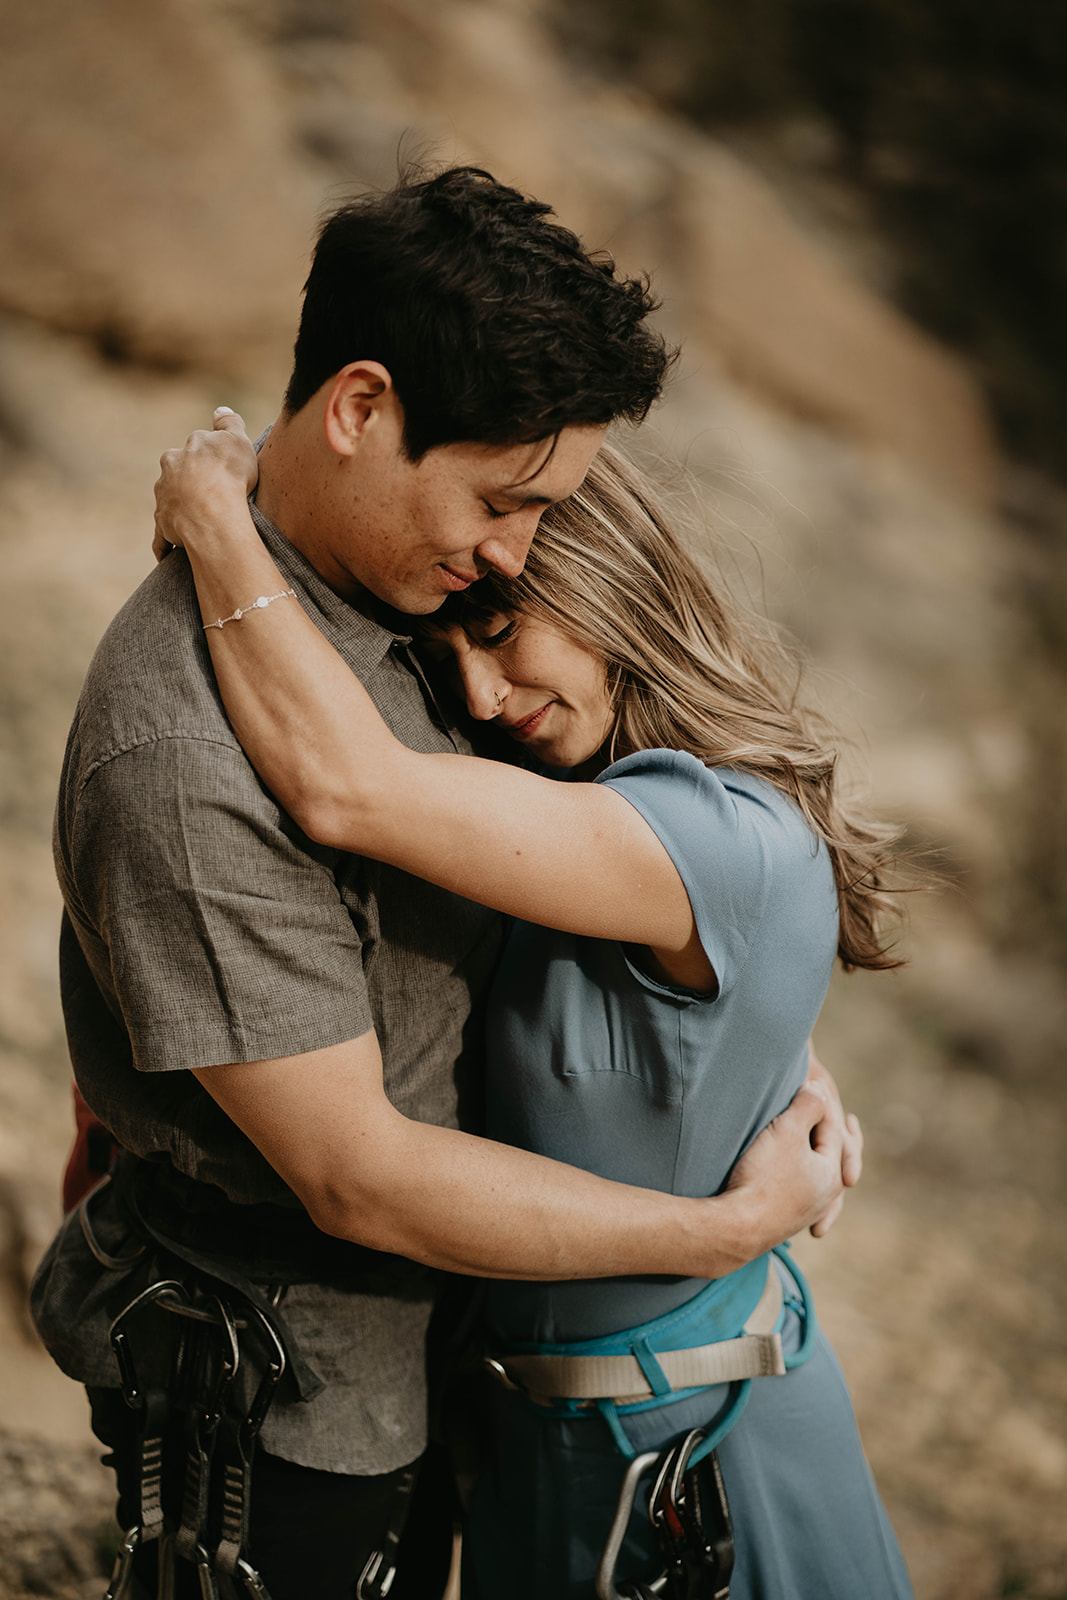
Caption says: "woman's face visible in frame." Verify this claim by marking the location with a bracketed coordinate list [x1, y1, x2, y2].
[436, 612, 615, 770]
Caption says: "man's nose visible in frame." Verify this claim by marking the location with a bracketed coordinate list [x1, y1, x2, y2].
[459, 655, 509, 722]
[474, 522, 537, 580]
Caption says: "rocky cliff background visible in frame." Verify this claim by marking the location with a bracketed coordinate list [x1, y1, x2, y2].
[0, 2, 1064, 1596]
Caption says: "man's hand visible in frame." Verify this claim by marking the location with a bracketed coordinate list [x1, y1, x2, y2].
[806, 1043, 864, 1236]
[153, 407, 259, 562]
[724, 1077, 846, 1255]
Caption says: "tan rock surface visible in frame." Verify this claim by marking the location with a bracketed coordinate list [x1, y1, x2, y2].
[0, 0, 314, 380]
[353, 0, 996, 508]
[0, 3, 1063, 1597]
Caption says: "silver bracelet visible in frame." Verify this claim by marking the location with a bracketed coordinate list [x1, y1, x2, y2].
[203, 588, 296, 630]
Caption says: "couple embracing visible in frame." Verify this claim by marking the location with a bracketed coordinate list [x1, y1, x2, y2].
[33, 166, 912, 1599]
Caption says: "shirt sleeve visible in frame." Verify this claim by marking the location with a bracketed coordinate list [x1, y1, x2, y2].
[67, 736, 373, 1072]
[597, 749, 786, 998]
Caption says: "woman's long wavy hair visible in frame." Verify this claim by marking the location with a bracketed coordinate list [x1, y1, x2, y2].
[447, 442, 903, 973]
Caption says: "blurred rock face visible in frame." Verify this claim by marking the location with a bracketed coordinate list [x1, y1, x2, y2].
[0, 3, 1064, 1597]
[0, 0, 314, 378]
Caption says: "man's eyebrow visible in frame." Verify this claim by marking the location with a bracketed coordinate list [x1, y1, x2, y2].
[496, 487, 555, 506]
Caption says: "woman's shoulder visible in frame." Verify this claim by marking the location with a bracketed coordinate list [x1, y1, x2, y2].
[595, 748, 811, 841]
[596, 750, 834, 993]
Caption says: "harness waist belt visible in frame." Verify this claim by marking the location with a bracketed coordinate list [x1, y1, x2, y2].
[493, 1256, 785, 1404]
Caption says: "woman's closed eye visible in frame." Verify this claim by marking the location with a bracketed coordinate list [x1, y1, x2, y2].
[479, 619, 519, 650]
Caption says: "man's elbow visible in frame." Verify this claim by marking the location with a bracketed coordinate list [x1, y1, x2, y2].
[302, 1175, 412, 1258]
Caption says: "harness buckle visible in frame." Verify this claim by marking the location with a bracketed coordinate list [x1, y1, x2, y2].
[483, 1355, 524, 1393]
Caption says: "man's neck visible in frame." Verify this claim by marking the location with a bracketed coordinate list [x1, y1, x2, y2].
[253, 417, 305, 551]
[255, 414, 364, 606]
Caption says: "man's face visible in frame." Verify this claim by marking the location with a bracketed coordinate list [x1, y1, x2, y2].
[315, 403, 606, 613]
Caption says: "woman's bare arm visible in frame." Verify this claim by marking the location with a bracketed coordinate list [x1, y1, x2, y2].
[156, 413, 702, 959]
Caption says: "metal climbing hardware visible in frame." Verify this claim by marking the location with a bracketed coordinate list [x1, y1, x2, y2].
[596, 1428, 734, 1600]
[104, 1274, 288, 1598]
[355, 1462, 418, 1599]
[103, 1526, 141, 1600]
[648, 1430, 734, 1600]
[595, 1451, 664, 1600]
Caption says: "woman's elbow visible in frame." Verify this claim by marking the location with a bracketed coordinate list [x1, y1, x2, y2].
[283, 766, 392, 853]
[287, 789, 355, 850]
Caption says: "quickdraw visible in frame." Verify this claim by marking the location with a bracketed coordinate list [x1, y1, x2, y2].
[103, 1276, 286, 1600]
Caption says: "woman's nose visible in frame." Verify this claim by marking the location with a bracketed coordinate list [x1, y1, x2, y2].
[459, 655, 508, 721]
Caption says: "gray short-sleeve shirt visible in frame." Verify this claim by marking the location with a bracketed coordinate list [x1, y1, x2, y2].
[38, 503, 501, 1472]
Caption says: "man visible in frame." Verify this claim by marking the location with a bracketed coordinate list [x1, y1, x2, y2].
[33, 167, 854, 1598]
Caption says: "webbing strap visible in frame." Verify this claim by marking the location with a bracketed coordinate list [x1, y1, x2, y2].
[137, 1391, 168, 1544]
[497, 1263, 784, 1403]
[215, 1305, 286, 1582]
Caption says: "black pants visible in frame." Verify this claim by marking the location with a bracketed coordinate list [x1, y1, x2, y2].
[89, 1388, 456, 1600]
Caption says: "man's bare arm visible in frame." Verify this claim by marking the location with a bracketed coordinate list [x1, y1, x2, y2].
[194, 1031, 846, 1281]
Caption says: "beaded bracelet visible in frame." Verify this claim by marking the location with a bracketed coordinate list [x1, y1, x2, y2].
[203, 589, 296, 631]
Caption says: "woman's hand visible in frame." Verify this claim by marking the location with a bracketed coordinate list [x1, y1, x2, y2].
[153, 407, 259, 562]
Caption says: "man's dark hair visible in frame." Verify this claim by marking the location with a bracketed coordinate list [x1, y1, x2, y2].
[284, 165, 673, 458]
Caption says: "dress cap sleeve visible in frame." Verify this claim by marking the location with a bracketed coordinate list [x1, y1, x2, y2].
[596, 749, 796, 997]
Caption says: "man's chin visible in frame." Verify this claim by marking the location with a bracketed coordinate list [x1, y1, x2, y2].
[369, 585, 450, 620]
[404, 590, 451, 616]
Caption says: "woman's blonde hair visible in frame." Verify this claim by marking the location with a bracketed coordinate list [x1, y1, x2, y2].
[449, 442, 903, 972]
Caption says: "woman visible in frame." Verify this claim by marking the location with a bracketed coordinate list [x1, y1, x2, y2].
[155, 421, 912, 1600]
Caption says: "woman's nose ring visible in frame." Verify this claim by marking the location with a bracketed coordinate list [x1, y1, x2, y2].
[494, 692, 502, 713]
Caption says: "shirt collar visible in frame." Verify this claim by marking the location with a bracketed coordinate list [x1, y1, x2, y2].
[246, 497, 410, 680]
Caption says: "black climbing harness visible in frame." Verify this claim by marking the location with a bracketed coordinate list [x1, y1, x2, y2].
[82, 1156, 423, 1599]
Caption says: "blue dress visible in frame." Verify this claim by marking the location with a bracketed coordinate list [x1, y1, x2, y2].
[468, 750, 913, 1600]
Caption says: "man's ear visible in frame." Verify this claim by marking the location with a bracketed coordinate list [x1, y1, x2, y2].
[323, 361, 397, 457]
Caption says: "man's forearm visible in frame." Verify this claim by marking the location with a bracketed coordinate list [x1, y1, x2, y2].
[194, 1044, 841, 1283]
[314, 1117, 764, 1281]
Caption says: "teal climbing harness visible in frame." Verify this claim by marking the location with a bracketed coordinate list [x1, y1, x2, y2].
[485, 1246, 818, 1600]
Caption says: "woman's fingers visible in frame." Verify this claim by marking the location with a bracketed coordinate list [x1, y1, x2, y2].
[151, 408, 259, 561]
[809, 1193, 844, 1238]
[213, 405, 249, 440]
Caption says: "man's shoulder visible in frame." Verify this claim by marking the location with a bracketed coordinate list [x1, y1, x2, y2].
[66, 554, 239, 781]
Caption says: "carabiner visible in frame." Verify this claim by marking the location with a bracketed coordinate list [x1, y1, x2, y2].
[649, 1430, 733, 1600]
[595, 1451, 663, 1600]
[103, 1526, 141, 1600]
[109, 1278, 190, 1404]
